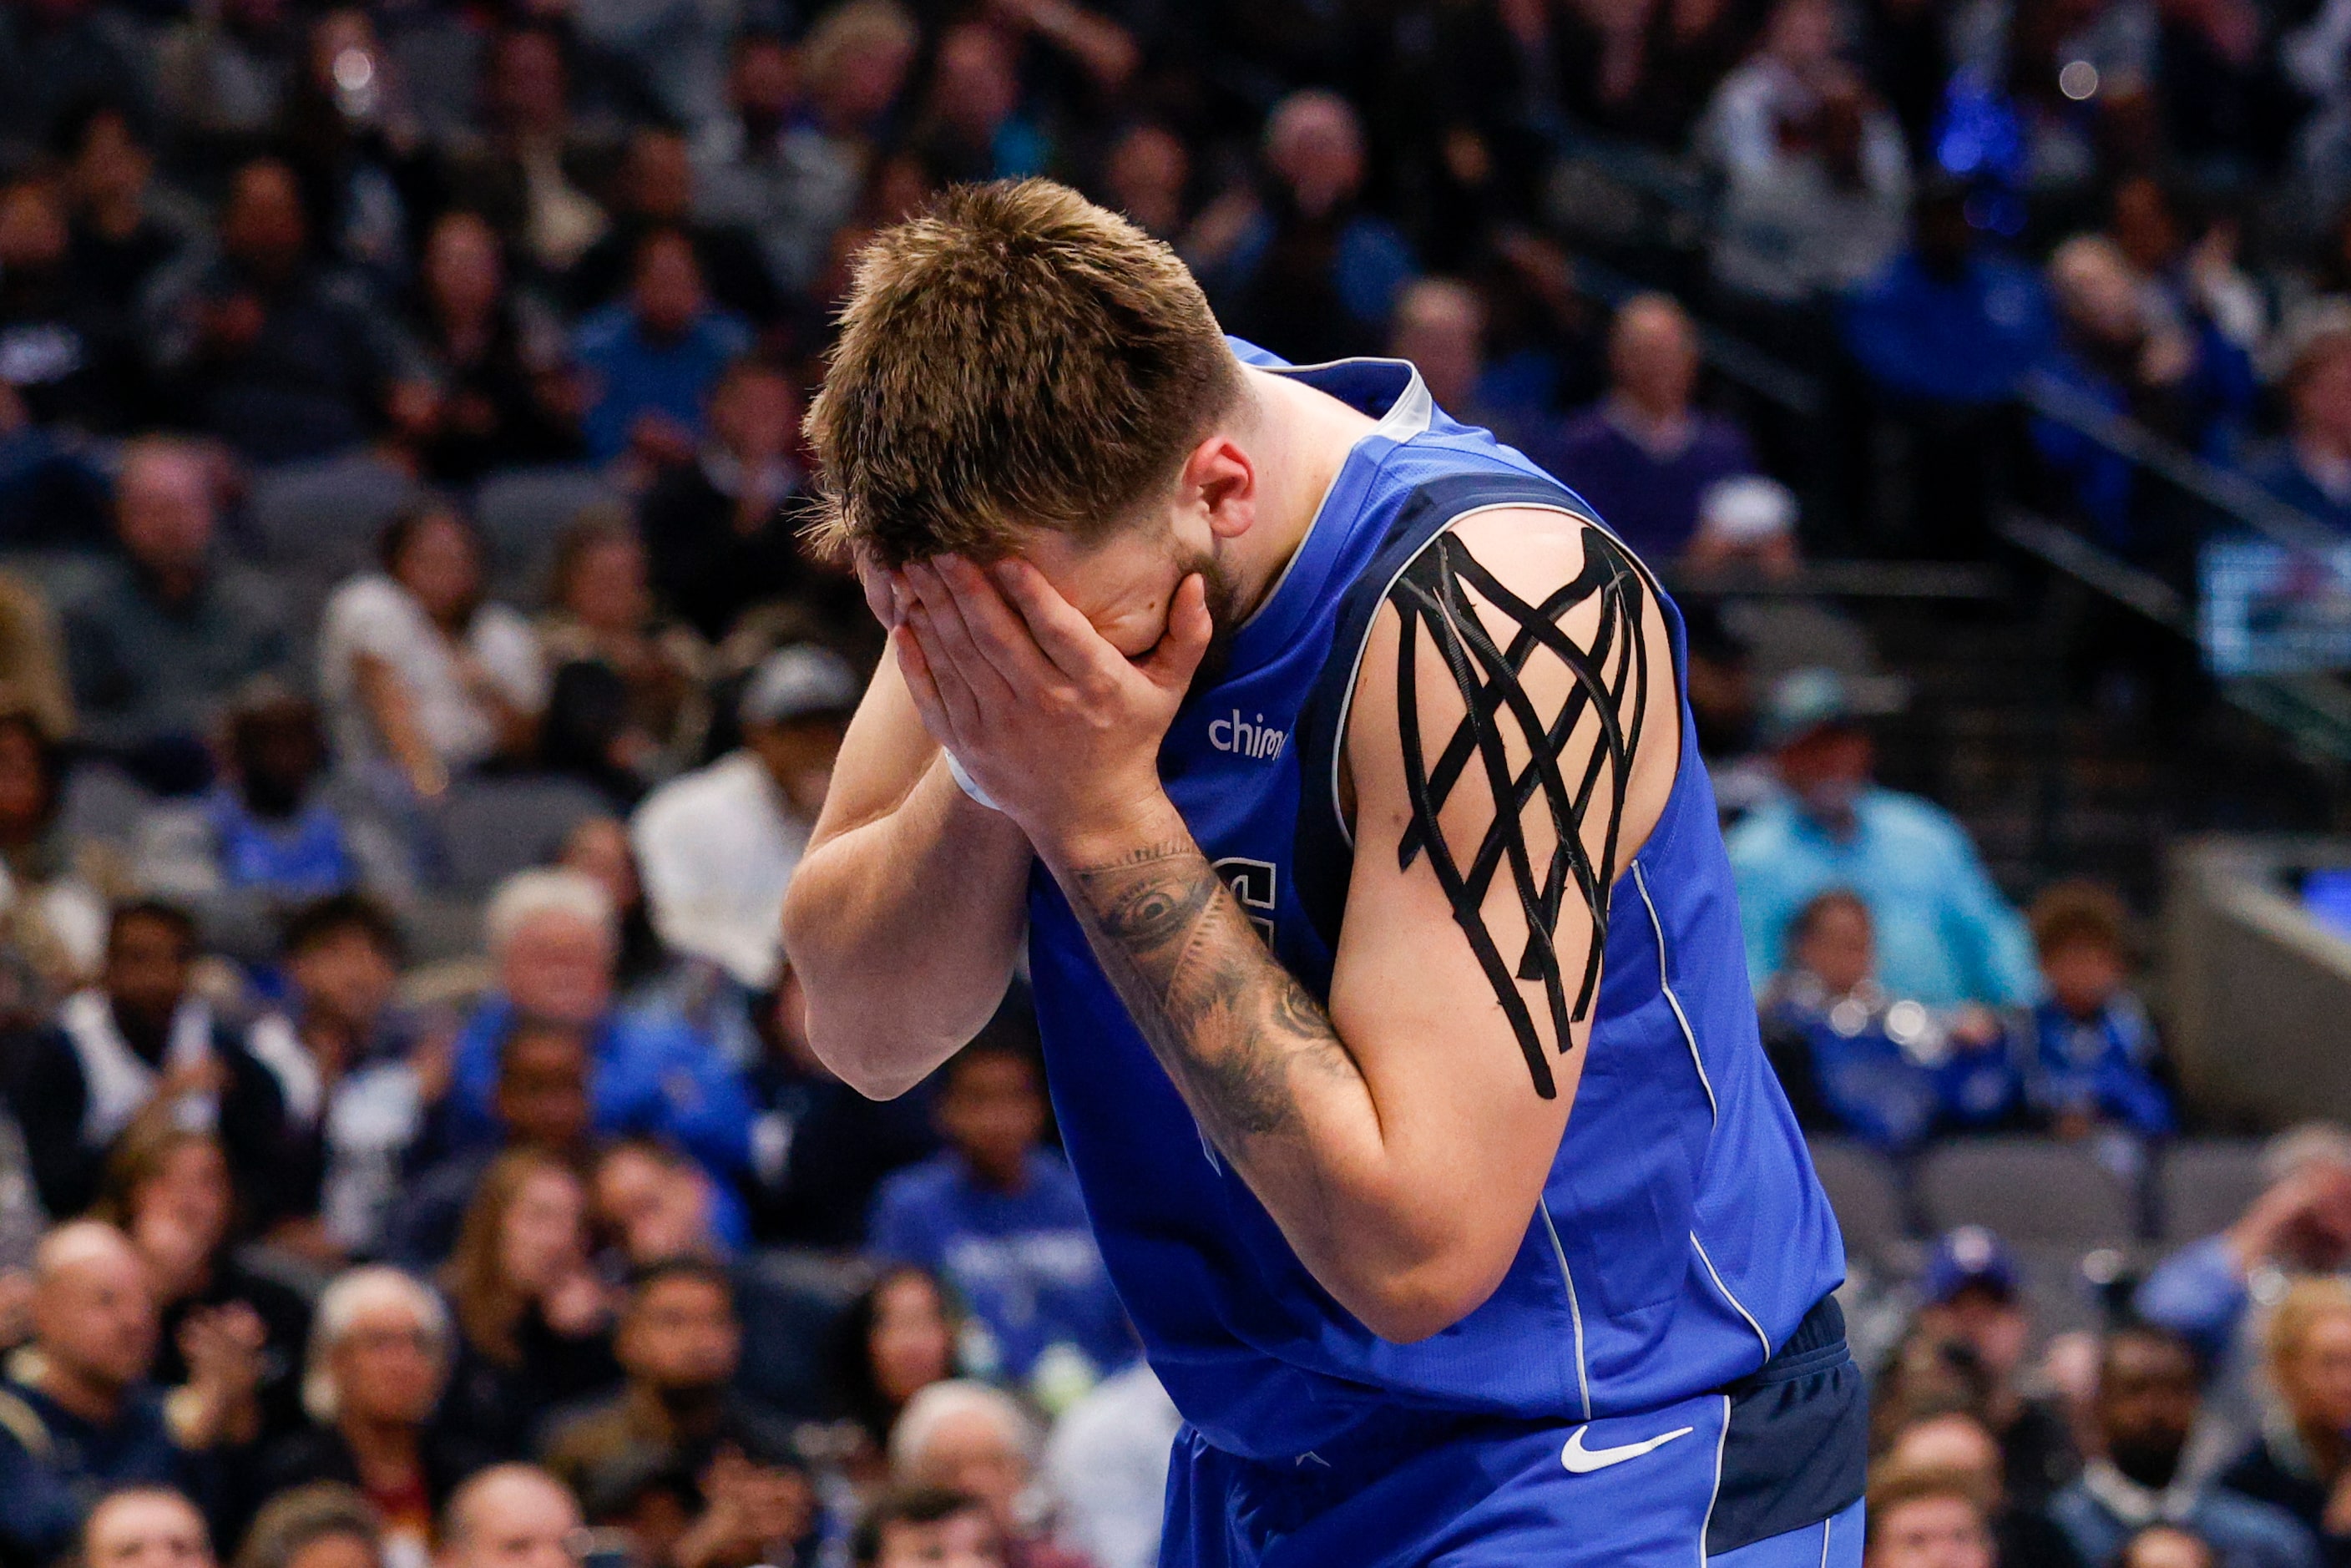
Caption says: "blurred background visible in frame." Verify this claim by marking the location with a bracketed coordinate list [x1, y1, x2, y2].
[0, 0, 2348, 1564]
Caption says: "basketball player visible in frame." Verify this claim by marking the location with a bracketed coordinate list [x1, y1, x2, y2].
[780, 181, 1864, 1566]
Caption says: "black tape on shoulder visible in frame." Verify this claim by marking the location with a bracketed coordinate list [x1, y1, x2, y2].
[1389, 524, 1650, 1098]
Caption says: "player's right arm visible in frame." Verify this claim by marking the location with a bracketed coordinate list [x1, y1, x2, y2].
[779, 640, 1035, 1099]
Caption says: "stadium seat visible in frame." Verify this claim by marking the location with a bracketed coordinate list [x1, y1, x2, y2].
[2156, 1139, 2269, 1246]
[1806, 1138, 1910, 1262]
[473, 466, 621, 601]
[249, 453, 422, 577]
[430, 774, 610, 895]
[1914, 1136, 2139, 1246]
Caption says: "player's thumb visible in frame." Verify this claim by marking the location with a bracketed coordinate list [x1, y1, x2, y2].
[1145, 573, 1213, 691]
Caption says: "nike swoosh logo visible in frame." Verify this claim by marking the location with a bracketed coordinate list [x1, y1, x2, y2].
[1559, 1423, 1696, 1474]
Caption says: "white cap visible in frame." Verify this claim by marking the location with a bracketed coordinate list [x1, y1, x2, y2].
[741, 645, 860, 726]
[1698, 475, 1797, 544]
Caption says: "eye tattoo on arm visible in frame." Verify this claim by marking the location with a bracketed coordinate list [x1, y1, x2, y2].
[1068, 842, 1358, 1154]
[1389, 524, 1651, 1099]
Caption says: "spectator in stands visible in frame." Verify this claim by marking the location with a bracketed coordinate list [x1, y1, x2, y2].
[252, 1268, 482, 1564]
[2032, 233, 2255, 558]
[94, 1114, 312, 1446]
[444, 868, 755, 1187]
[828, 1267, 962, 1489]
[0, 0, 149, 176]
[637, 357, 839, 646]
[400, 210, 584, 488]
[83, 1487, 214, 1568]
[235, 1484, 385, 1568]
[242, 896, 422, 1262]
[436, 1150, 619, 1459]
[2246, 303, 2351, 533]
[552, 818, 741, 1047]
[318, 504, 547, 803]
[1706, 58, 1910, 306]
[0, 168, 142, 432]
[8, 900, 291, 1222]
[538, 511, 708, 800]
[540, 1260, 814, 1561]
[908, 23, 1046, 187]
[272, 10, 416, 293]
[853, 1487, 1004, 1568]
[437, 1466, 584, 1568]
[743, 963, 938, 1250]
[2217, 1277, 2351, 1559]
[1545, 295, 1762, 562]
[153, 157, 412, 463]
[0, 707, 108, 995]
[2139, 1124, 2351, 1365]
[437, 27, 620, 280]
[1388, 279, 1519, 443]
[136, 684, 385, 917]
[1099, 124, 1189, 243]
[632, 645, 852, 992]
[2107, 180, 2267, 358]
[1759, 889, 2015, 1149]
[1843, 181, 2053, 410]
[573, 229, 752, 467]
[889, 1381, 1090, 1568]
[0, 1223, 252, 1565]
[568, 127, 775, 324]
[58, 106, 189, 346]
[2049, 1323, 2318, 1568]
[1728, 667, 2040, 1008]
[1910, 1227, 2083, 1505]
[391, 1016, 594, 1271]
[692, 13, 918, 298]
[589, 1140, 727, 1267]
[2010, 882, 2174, 1140]
[870, 1034, 1128, 1404]
[1043, 1359, 1180, 1568]
[1863, 1462, 1999, 1568]
[153, 0, 298, 167]
[1881, 1411, 2086, 1568]
[1188, 90, 1417, 367]
[62, 438, 291, 786]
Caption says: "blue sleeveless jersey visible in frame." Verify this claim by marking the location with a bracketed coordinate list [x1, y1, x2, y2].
[1023, 345, 1847, 1461]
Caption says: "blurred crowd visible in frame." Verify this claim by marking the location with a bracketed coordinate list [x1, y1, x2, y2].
[0, 0, 2341, 1562]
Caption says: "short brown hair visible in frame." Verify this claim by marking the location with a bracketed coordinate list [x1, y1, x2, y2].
[806, 179, 1243, 567]
[1863, 1461, 1992, 1550]
[2029, 878, 2129, 961]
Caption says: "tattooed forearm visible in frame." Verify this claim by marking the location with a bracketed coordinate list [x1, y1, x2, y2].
[1067, 840, 1360, 1154]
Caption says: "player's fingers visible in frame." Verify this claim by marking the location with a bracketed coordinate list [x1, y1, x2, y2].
[935, 554, 1059, 690]
[905, 561, 1015, 705]
[892, 623, 958, 747]
[993, 558, 1120, 685]
[903, 598, 985, 740]
[1143, 572, 1213, 693]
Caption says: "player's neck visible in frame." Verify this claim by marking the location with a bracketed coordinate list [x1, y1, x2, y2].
[1231, 368, 1381, 614]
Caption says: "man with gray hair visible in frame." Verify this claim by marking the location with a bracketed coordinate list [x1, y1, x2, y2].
[632, 645, 859, 991]
[250, 1267, 486, 1555]
[437, 867, 757, 1215]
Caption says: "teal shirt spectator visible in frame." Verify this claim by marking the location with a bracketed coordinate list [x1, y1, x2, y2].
[1727, 786, 2040, 1007]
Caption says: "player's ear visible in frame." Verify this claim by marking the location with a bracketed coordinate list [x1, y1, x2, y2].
[1184, 435, 1256, 542]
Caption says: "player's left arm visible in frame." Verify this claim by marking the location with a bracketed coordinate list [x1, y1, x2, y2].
[892, 517, 1676, 1342]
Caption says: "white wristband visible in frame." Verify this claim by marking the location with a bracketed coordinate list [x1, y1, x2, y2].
[943, 749, 1003, 812]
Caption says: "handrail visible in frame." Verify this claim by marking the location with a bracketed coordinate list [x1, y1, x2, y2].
[2017, 372, 2346, 556]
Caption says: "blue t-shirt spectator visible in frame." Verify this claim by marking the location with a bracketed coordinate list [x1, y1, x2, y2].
[571, 231, 752, 463]
[870, 1147, 1133, 1394]
[1729, 787, 2040, 1009]
[2013, 994, 2175, 1137]
[448, 995, 756, 1182]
